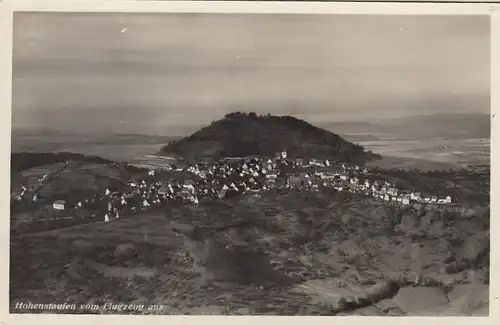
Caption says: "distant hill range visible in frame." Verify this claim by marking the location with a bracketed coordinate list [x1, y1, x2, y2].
[386, 112, 490, 139]
[159, 112, 381, 164]
[319, 112, 491, 140]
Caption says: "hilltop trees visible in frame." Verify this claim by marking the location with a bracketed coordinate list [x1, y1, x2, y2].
[161, 112, 381, 163]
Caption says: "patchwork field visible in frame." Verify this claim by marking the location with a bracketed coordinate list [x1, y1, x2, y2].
[358, 137, 489, 168]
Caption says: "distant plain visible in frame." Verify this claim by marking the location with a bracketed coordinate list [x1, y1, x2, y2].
[11, 113, 490, 169]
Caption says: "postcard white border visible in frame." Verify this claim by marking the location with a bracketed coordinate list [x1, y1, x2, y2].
[1, 1, 499, 324]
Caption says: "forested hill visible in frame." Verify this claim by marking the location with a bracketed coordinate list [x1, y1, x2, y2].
[160, 112, 381, 164]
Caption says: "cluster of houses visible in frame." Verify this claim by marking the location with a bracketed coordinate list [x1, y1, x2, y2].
[370, 182, 452, 205]
[283, 165, 452, 205]
[16, 149, 453, 225]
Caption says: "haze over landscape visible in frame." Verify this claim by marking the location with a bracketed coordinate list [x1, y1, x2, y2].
[11, 13, 490, 165]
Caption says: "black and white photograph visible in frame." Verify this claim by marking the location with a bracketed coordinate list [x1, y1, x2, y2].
[6, 3, 495, 318]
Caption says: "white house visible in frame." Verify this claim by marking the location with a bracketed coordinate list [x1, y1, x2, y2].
[384, 194, 390, 201]
[183, 181, 196, 193]
[445, 196, 452, 204]
[431, 196, 438, 203]
[218, 188, 228, 199]
[387, 188, 399, 196]
[53, 200, 66, 211]
[148, 170, 155, 176]
[281, 149, 287, 159]
[266, 173, 277, 180]
[411, 192, 422, 201]
[402, 196, 411, 205]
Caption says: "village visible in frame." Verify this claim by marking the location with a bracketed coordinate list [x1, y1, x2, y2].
[12, 149, 454, 227]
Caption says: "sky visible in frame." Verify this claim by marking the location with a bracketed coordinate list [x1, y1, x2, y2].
[12, 13, 490, 135]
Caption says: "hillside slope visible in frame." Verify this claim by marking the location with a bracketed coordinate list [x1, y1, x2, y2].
[10, 152, 147, 210]
[160, 112, 380, 163]
[10, 191, 490, 315]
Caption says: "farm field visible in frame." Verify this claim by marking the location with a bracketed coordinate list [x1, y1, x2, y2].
[356, 137, 489, 169]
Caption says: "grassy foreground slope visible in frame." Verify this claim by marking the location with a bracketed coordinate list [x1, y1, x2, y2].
[10, 190, 489, 315]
